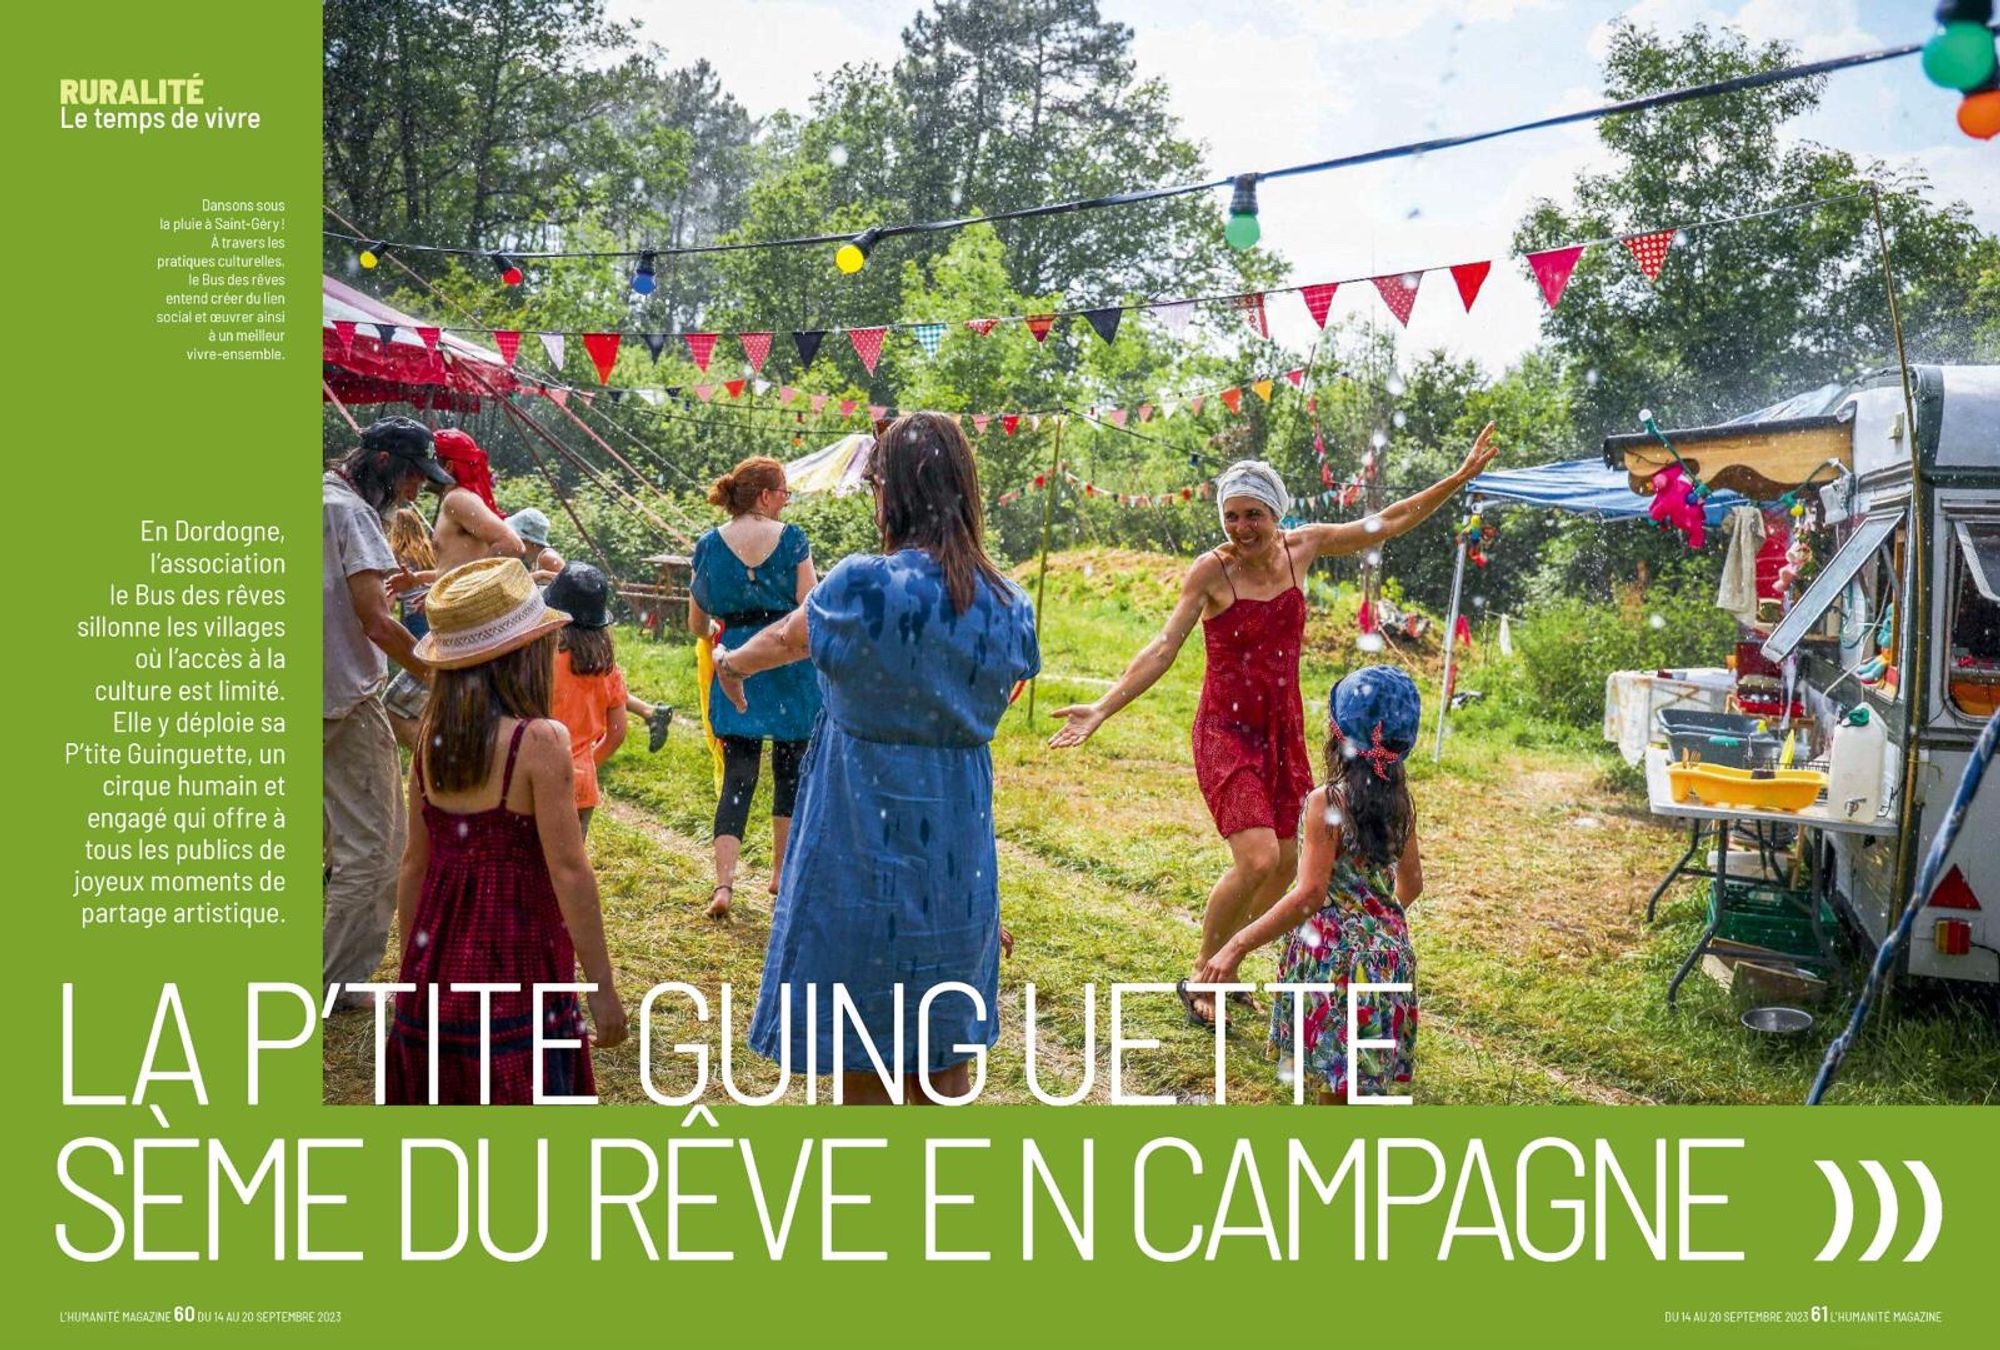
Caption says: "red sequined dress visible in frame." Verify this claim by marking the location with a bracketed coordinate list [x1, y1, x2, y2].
[387, 722, 594, 1105]
[1192, 549, 1315, 840]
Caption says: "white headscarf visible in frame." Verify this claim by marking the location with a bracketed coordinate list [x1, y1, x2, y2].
[1214, 459, 1291, 527]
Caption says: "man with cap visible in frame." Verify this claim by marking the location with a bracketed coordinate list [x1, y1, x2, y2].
[323, 415, 451, 1008]
[1050, 423, 1497, 1026]
[505, 508, 565, 583]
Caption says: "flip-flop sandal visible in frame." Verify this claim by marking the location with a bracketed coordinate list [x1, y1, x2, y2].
[647, 705, 675, 753]
[1175, 979, 1216, 1029]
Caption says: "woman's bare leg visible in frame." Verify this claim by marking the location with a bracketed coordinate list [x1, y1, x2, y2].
[709, 834, 740, 918]
[1190, 827, 1282, 1022]
[768, 815, 792, 895]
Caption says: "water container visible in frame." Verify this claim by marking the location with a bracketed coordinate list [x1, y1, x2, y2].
[1827, 706, 1886, 823]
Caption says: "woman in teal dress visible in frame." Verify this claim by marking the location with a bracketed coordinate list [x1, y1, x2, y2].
[689, 456, 822, 919]
[716, 413, 1040, 1104]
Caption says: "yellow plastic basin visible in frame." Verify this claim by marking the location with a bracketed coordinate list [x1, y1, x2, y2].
[1668, 762, 1826, 812]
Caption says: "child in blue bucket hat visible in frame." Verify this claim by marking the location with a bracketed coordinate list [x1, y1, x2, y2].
[1196, 665, 1423, 1102]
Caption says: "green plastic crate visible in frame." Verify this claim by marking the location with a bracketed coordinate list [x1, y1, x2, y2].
[1705, 880, 1837, 965]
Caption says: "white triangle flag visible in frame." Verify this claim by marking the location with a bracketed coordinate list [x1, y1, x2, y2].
[538, 332, 566, 371]
[1154, 300, 1196, 340]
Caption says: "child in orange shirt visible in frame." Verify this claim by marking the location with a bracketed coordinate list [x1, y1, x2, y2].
[545, 563, 628, 835]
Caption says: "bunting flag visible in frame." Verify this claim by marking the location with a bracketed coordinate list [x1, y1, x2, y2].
[723, 378, 746, 400]
[1189, 395, 1206, 416]
[1023, 314, 1057, 344]
[1371, 272, 1421, 327]
[778, 385, 798, 406]
[1301, 282, 1338, 329]
[839, 399, 858, 417]
[1219, 387, 1244, 414]
[1527, 245, 1585, 309]
[973, 413, 992, 433]
[639, 331, 669, 363]
[1083, 307, 1122, 344]
[332, 320, 357, 357]
[964, 317, 999, 338]
[1621, 229, 1675, 282]
[608, 389, 626, 404]
[1234, 293, 1269, 338]
[847, 326, 887, 375]
[809, 392, 829, 415]
[538, 332, 565, 369]
[637, 389, 663, 406]
[579, 391, 596, 407]
[582, 332, 621, 384]
[739, 331, 773, 373]
[868, 404, 888, 421]
[1138, 403, 1154, 423]
[753, 378, 772, 396]
[1107, 408, 1128, 428]
[1154, 300, 1195, 340]
[1449, 261, 1491, 312]
[547, 386, 570, 409]
[1284, 368, 1305, 388]
[415, 326, 442, 358]
[911, 322, 945, 358]
[692, 384, 714, 402]
[684, 332, 718, 372]
[373, 323, 399, 345]
[1001, 414, 1020, 436]
[794, 329, 826, 369]
[1251, 378, 1275, 403]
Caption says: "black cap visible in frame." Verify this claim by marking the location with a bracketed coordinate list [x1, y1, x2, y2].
[360, 416, 454, 487]
[544, 561, 611, 629]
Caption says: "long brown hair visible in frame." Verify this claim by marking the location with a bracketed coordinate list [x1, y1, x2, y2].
[418, 633, 557, 794]
[707, 456, 786, 517]
[1322, 719, 1415, 870]
[560, 624, 616, 676]
[387, 507, 437, 571]
[872, 411, 1009, 614]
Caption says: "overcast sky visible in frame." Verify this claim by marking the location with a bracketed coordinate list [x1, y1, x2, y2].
[608, 0, 1996, 376]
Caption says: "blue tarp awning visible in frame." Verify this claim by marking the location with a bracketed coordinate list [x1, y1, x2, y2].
[1465, 457, 1743, 525]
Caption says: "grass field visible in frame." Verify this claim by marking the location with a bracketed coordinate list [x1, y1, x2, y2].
[325, 548, 2000, 1106]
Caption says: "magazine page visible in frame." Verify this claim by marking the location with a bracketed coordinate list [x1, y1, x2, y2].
[11, 2, 1999, 1344]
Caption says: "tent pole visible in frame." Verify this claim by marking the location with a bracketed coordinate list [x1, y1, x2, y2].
[1027, 414, 1067, 721]
[1433, 528, 1469, 763]
[322, 378, 362, 434]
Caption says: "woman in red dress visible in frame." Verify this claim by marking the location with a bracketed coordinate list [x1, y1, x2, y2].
[1049, 426, 1495, 1025]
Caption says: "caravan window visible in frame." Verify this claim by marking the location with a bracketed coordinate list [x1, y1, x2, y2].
[1948, 520, 2000, 718]
[1760, 509, 1901, 664]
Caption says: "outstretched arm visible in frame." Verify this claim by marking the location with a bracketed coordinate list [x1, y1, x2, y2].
[1046, 556, 1216, 748]
[716, 608, 810, 712]
[1295, 422, 1497, 559]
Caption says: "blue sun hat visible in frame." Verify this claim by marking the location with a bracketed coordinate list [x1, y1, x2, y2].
[1329, 664, 1422, 780]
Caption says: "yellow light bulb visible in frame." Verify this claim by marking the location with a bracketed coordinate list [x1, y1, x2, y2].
[834, 242, 866, 274]
[359, 248, 379, 269]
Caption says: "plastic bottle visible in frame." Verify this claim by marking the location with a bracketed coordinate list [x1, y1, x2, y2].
[1827, 705, 1886, 822]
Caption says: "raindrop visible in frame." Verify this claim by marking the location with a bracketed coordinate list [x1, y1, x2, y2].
[457, 821, 470, 838]
[1370, 429, 1388, 449]
[1400, 272, 1420, 289]
[1472, 595, 1487, 610]
[1638, 407, 1654, 425]
[1392, 410, 1407, 429]
[1361, 515, 1384, 534]
[1648, 613, 1665, 629]
[1324, 805, 1344, 827]
[1357, 632, 1384, 653]
[1363, 549, 1382, 567]
[1082, 564, 1094, 578]
[1385, 374, 1406, 397]
[414, 930, 429, 948]
[828, 143, 849, 167]
[1584, 368, 1600, 387]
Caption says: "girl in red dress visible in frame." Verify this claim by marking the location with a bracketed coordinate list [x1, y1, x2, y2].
[1049, 427, 1494, 1025]
[387, 557, 628, 1105]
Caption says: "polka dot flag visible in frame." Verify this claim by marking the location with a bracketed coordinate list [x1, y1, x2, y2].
[847, 326, 886, 374]
[1370, 272, 1422, 327]
[1622, 228, 1676, 282]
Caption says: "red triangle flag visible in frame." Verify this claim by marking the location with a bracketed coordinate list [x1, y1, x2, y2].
[1284, 368, 1305, 388]
[1002, 414, 1020, 436]
[1219, 387, 1243, 414]
[739, 331, 773, 373]
[1370, 272, 1422, 327]
[685, 332, 718, 372]
[1621, 229, 1675, 282]
[415, 326, 442, 352]
[1301, 282, 1338, 329]
[692, 384, 714, 402]
[1108, 408, 1128, 428]
[1235, 293, 1269, 338]
[847, 326, 887, 375]
[492, 330, 521, 368]
[1023, 314, 1056, 344]
[332, 320, 357, 356]
[583, 333, 622, 384]
[1449, 261, 1491, 312]
[964, 318, 998, 337]
[839, 399, 858, 417]
[723, 378, 746, 400]
[1527, 245, 1586, 309]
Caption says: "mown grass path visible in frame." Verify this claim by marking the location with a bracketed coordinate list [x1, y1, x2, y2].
[326, 549, 1999, 1106]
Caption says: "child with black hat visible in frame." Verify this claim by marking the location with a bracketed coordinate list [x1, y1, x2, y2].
[545, 562, 634, 836]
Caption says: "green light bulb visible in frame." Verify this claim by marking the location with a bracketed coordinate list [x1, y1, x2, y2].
[1224, 212, 1261, 251]
[1922, 22, 1998, 91]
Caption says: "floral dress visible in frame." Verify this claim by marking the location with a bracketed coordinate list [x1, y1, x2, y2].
[1268, 818, 1417, 1098]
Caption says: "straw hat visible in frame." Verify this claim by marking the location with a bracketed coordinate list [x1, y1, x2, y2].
[413, 557, 570, 669]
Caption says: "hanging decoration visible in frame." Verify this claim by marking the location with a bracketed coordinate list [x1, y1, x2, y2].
[911, 322, 946, 358]
[538, 332, 566, 370]
[1223, 173, 1262, 250]
[793, 329, 825, 369]
[582, 332, 622, 384]
[684, 332, 718, 372]
[1023, 314, 1058, 344]
[1083, 307, 1123, 344]
[1371, 272, 1421, 327]
[1449, 261, 1491, 311]
[1301, 282, 1338, 329]
[631, 250, 658, 296]
[1235, 292, 1269, 338]
[848, 326, 887, 375]
[1620, 229, 1676, 282]
[739, 331, 772, 374]
[639, 332, 668, 363]
[1527, 245, 1586, 309]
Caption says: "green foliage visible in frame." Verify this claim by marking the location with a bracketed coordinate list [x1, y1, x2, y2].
[1512, 580, 1738, 727]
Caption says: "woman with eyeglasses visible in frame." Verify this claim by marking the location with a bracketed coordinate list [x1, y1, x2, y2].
[715, 413, 1040, 1104]
[689, 456, 820, 919]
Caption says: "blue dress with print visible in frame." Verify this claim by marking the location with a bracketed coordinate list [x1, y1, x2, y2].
[691, 523, 821, 742]
[749, 550, 1041, 1075]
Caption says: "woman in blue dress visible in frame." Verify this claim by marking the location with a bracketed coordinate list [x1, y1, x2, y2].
[688, 456, 822, 919]
[716, 412, 1040, 1104]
